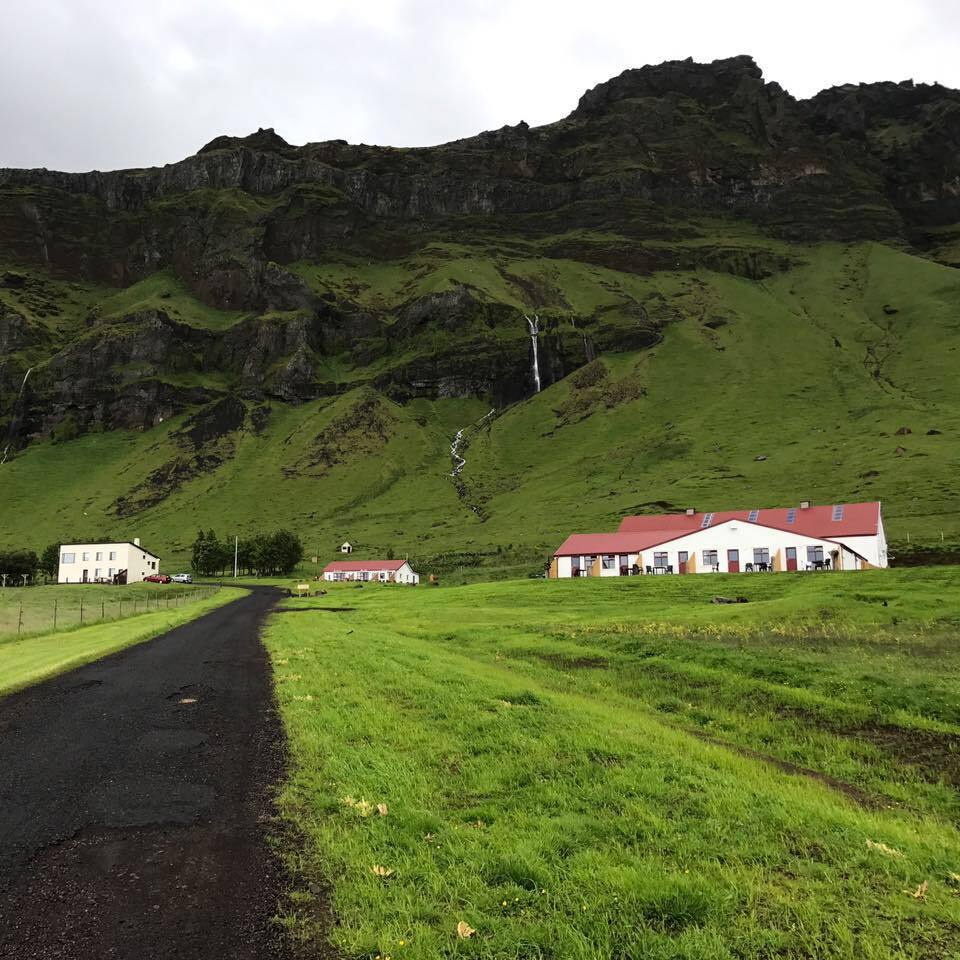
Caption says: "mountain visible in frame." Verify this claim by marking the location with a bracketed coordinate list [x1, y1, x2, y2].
[1, 55, 959, 574]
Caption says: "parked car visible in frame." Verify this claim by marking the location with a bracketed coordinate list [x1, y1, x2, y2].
[171, 573, 193, 583]
[144, 574, 172, 583]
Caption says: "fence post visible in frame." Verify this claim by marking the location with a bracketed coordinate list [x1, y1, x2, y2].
[101, 600, 105, 620]
[18, 602, 23, 636]
[133, 598, 137, 614]
[80, 597, 84, 624]
[53, 598, 58, 630]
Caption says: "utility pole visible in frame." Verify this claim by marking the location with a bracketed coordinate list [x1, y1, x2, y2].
[234, 536, 239, 579]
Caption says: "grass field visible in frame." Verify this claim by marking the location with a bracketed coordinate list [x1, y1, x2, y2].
[265, 569, 960, 959]
[0, 581, 218, 639]
[0, 585, 242, 696]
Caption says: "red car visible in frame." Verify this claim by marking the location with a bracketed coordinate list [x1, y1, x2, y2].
[143, 574, 172, 584]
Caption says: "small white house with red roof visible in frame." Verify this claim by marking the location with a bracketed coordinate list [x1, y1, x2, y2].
[322, 559, 420, 585]
[551, 501, 887, 578]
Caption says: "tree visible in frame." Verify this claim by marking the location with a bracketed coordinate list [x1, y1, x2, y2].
[271, 529, 302, 575]
[39, 542, 61, 580]
[190, 528, 301, 577]
[190, 529, 231, 576]
[0, 549, 39, 584]
[191, 529, 208, 574]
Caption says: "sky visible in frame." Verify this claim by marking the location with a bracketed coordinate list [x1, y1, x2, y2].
[2, 0, 958, 172]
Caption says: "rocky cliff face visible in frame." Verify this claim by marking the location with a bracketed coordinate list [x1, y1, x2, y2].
[1, 54, 958, 456]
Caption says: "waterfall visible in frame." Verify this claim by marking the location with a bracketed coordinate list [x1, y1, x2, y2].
[448, 409, 495, 481]
[449, 428, 467, 478]
[1, 366, 34, 465]
[524, 314, 541, 393]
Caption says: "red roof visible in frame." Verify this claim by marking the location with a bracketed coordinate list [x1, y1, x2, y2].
[554, 503, 881, 556]
[323, 560, 407, 573]
[619, 503, 881, 539]
[553, 533, 653, 557]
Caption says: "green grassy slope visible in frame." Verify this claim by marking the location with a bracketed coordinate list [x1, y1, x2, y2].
[2, 242, 958, 571]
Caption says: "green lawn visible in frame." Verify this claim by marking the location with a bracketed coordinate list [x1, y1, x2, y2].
[0, 585, 243, 696]
[0, 581, 215, 639]
[265, 569, 960, 959]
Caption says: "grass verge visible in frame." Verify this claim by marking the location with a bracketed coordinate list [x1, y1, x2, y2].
[265, 571, 960, 959]
[0, 582, 215, 638]
[0, 586, 245, 696]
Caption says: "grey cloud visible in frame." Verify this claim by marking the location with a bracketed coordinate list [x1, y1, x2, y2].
[1, 0, 958, 172]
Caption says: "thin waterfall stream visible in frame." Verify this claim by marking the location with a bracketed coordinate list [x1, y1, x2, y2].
[0, 366, 34, 465]
[448, 409, 495, 481]
[524, 314, 541, 392]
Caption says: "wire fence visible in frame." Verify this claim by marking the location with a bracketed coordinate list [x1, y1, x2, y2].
[0, 584, 222, 640]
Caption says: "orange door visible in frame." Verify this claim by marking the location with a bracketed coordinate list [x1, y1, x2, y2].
[727, 549, 740, 573]
[786, 547, 798, 571]
[678, 551, 688, 574]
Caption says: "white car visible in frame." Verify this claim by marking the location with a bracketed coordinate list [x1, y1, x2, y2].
[171, 573, 193, 583]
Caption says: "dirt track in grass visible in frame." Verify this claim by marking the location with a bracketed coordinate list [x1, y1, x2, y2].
[0, 587, 293, 960]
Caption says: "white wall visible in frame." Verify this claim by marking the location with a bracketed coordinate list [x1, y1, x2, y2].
[553, 519, 882, 577]
[324, 563, 420, 584]
[58, 542, 161, 584]
[831, 522, 888, 567]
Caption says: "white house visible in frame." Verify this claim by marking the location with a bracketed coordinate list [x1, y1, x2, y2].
[58, 539, 161, 584]
[340, 542, 353, 554]
[550, 502, 887, 578]
[322, 559, 419, 584]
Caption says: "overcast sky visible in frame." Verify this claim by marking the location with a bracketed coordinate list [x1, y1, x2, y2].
[2, 0, 958, 172]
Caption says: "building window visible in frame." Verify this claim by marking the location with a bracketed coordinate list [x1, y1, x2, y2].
[61, 552, 75, 564]
[602, 554, 616, 570]
[702, 549, 718, 567]
[109, 551, 117, 561]
[95, 551, 102, 561]
[81, 552, 89, 561]
[654, 552, 668, 568]
[753, 548, 770, 564]
[807, 546, 824, 563]
[94, 568, 101, 579]
[108, 568, 114, 577]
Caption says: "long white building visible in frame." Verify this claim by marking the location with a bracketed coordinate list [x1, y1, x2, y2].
[322, 559, 420, 584]
[551, 502, 887, 578]
[58, 539, 161, 584]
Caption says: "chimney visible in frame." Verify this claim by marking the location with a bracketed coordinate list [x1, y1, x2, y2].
[799, 501, 811, 510]
[134, 537, 141, 546]
[685, 507, 696, 516]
